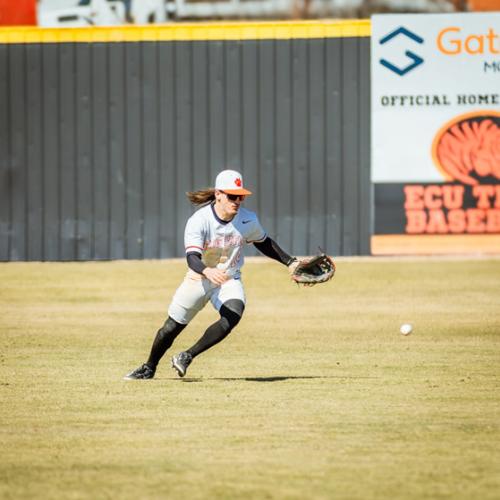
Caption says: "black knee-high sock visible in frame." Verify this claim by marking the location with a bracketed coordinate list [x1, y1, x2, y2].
[187, 300, 244, 358]
[147, 317, 186, 367]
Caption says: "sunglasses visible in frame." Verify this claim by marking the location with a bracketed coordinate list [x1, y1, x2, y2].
[221, 191, 246, 201]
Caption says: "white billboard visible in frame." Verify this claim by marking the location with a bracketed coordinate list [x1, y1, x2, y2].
[371, 13, 500, 235]
[372, 12, 500, 183]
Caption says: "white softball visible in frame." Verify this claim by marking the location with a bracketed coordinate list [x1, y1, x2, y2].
[400, 323, 413, 335]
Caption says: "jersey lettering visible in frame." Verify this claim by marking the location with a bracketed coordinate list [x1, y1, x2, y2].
[184, 204, 266, 278]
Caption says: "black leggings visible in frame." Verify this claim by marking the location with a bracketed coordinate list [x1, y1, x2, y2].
[187, 299, 245, 358]
[146, 299, 245, 366]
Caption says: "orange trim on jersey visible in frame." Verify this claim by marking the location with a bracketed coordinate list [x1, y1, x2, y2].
[185, 245, 204, 252]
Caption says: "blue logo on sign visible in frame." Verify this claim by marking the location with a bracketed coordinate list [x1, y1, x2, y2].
[379, 26, 424, 76]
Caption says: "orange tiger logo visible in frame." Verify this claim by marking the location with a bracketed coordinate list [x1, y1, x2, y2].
[432, 111, 500, 185]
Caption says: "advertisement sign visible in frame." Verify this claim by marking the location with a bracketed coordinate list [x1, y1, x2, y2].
[371, 13, 500, 235]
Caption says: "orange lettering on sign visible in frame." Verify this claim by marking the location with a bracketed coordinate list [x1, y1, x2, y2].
[467, 209, 486, 233]
[473, 185, 494, 209]
[487, 28, 500, 55]
[465, 35, 484, 54]
[448, 209, 467, 233]
[404, 186, 424, 209]
[442, 185, 464, 209]
[437, 27, 461, 55]
[405, 208, 500, 234]
[487, 209, 500, 233]
[426, 209, 448, 233]
[437, 27, 500, 55]
[424, 185, 443, 209]
[406, 210, 427, 234]
[403, 184, 500, 235]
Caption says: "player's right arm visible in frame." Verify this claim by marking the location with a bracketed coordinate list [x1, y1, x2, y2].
[201, 266, 228, 285]
[186, 252, 228, 285]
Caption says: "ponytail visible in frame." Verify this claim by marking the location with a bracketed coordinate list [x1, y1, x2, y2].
[186, 188, 216, 206]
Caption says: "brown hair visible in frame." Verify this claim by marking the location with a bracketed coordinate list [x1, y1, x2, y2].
[186, 188, 216, 206]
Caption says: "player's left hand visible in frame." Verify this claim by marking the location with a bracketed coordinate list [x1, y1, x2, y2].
[289, 253, 336, 286]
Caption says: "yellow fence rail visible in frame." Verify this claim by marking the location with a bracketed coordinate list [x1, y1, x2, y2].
[0, 19, 371, 44]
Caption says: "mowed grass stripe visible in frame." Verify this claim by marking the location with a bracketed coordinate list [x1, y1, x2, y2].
[0, 258, 499, 499]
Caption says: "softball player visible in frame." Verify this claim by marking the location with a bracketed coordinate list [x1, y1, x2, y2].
[125, 169, 297, 379]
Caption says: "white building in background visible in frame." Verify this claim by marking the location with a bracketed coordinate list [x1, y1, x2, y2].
[36, 0, 461, 26]
[169, 0, 457, 20]
[37, 0, 167, 27]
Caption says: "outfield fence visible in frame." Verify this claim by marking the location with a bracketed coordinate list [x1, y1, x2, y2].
[0, 21, 371, 261]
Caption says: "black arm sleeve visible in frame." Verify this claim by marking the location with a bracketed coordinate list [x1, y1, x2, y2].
[186, 252, 207, 275]
[253, 237, 295, 266]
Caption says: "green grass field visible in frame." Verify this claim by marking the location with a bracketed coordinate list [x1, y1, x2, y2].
[1, 257, 499, 500]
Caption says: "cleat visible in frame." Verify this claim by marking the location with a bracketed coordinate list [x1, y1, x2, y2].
[123, 363, 155, 380]
[171, 352, 193, 378]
